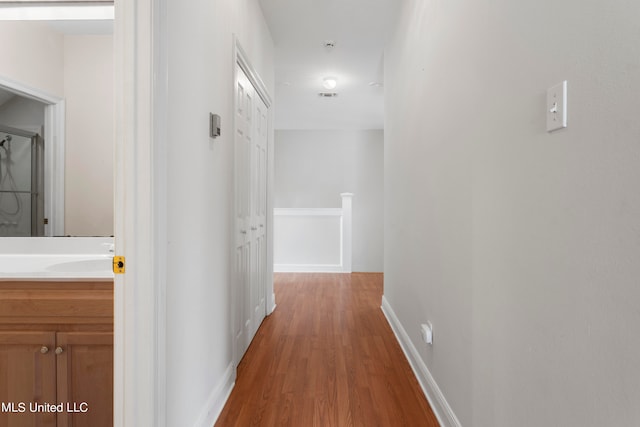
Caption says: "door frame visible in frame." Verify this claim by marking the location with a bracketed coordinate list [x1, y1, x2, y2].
[231, 36, 276, 368]
[113, 0, 168, 425]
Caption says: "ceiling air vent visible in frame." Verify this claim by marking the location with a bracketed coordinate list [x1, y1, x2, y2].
[318, 92, 338, 98]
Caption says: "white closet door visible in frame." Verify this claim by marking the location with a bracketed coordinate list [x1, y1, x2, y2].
[249, 94, 268, 340]
[234, 63, 267, 363]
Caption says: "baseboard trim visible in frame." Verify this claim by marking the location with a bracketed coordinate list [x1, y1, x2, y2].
[268, 292, 277, 315]
[381, 296, 462, 427]
[194, 363, 235, 427]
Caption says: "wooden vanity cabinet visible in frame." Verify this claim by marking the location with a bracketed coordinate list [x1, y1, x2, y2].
[56, 331, 113, 427]
[0, 331, 57, 427]
[0, 281, 113, 427]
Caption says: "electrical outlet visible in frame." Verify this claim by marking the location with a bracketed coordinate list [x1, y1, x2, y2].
[420, 322, 433, 345]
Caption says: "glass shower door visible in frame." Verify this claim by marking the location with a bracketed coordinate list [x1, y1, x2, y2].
[0, 126, 43, 237]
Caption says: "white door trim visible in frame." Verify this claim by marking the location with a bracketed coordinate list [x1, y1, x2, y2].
[114, 0, 167, 425]
[0, 76, 65, 236]
[231, 36, 275, 369]
[234, 41, 272, 108]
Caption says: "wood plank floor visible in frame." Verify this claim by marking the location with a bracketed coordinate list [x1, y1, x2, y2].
[215, 273, 439, 427]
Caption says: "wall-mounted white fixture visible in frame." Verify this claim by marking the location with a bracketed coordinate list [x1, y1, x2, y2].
[421, 322, 433, 345]
[0, 5, 114, 20]
[546, 80, 567, 132]
[323, 77, 338, 90]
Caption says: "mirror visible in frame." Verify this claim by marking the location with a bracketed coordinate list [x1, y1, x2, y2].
[0, 6, 114, 237]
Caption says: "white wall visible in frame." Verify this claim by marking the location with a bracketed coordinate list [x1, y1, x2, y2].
[63, 35, 114, 236]
[0, 22, 64, 97]
[385, 1, 640, 426]
[275, 129, 383, 272]
[163, 0, 274, 425]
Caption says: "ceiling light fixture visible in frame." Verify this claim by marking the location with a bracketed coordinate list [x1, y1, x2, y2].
[322, 77, 338, 90]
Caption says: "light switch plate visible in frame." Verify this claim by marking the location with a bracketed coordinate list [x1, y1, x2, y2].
[547, 81, 567, 132]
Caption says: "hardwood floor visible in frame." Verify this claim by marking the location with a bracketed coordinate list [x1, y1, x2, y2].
[215, 273, 439, 427]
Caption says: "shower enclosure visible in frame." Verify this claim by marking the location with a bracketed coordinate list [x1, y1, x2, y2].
[0, 125, 44, 237]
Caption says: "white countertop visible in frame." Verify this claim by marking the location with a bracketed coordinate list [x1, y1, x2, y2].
[0, 237, 115, 281]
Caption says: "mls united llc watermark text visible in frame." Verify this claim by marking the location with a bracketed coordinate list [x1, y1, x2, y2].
[1, 401, 89, 414]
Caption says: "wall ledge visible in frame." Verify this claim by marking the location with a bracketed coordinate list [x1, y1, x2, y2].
[381, 296, 462, 427]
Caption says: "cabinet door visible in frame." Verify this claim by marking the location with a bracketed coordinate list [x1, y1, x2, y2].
[55, 332, 113, 427]
[0, 331, 56, 427]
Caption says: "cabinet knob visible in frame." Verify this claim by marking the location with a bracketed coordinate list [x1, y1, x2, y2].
[55, 347, 64, 355]
[40, 346, 49, 354]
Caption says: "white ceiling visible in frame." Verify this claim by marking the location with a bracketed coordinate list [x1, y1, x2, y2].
[258, 0, 399, 130]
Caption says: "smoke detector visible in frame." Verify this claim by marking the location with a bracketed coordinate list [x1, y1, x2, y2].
[323, 40, 336, 49]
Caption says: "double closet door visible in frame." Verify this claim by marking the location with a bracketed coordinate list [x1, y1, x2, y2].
[234, 63, 268, 363]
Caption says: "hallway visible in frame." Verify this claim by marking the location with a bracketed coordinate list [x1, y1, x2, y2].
[216, 273, 439, 426]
